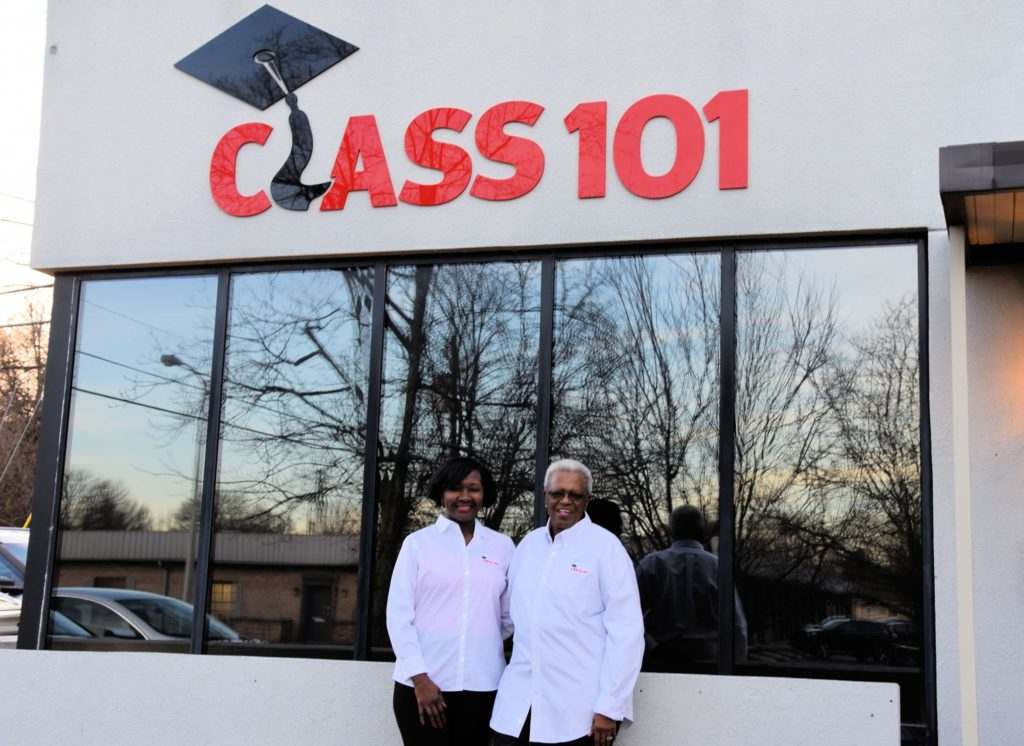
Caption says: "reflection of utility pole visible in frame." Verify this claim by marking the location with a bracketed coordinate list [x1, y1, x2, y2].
[160, 353, 209, 604]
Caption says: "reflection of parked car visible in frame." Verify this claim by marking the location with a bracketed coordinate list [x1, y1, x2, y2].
[0, 527, 29, 597]
[882, 618, 921, 666]
[795, 615, 921, 665]
[50, 609, 95, 639]
[792, 616, 850, 655]
[52, 588, 242, 642]
[819, 619, 895, 662]
[0, 590, 92, 649]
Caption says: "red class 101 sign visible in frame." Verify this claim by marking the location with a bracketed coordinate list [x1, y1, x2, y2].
[210, 90, 748, 217]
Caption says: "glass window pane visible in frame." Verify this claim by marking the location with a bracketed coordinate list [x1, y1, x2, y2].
[50, 275, 217, 652]
[552, 253, 722, 674]
[372, 261, 541, 650]
[208, 269, 373, 656]
[734, 245, 924, 728]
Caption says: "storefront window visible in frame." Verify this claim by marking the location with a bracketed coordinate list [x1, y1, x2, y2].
[551, 253, 722, 673]
[734, 245, 924, 728]
[372, 261, 541, 650]
[208, 269, 372, 656]
[33, 241, 930, 737]
[50, 275, 218, 651]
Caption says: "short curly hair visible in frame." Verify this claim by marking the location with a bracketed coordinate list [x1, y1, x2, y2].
[427, 456, 498, 508]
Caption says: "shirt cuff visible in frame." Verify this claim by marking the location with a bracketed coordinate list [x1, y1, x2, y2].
[394, 655, 428, 682]
[594, 695, 630, 723]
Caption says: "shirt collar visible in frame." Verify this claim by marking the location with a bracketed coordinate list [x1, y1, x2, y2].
[671, 539, 706, 550]
[435, 513, 481, 534]
[545, 513, 593, 543]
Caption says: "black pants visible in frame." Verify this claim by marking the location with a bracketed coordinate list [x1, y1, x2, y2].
[393, 682, 496, 746]
[490, 712, 593, 746]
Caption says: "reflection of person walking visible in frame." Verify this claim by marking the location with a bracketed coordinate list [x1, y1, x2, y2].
[637, 506, 748, 671]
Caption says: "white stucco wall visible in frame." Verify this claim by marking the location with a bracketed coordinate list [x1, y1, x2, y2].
[30, 0, 1024, 270]
[0, 650, 899, 745]
[964, 263, 1024, 746]
[928, 229, 980, 746]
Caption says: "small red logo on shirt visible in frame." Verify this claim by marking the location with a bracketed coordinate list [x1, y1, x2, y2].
[481, 555, 500, 566]
[570, 563, 590, 575]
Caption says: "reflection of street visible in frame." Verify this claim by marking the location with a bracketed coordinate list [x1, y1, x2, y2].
[745, 641, 921, 671]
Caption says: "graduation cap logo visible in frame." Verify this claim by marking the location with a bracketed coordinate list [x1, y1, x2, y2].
[175, 5, 358, 211]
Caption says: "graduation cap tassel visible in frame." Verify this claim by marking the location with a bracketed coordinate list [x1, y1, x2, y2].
[175, 6, 359, 211]
[253, 50, 332, 211]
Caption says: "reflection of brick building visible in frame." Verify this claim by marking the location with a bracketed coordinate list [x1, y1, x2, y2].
[56, 531, 358, 644]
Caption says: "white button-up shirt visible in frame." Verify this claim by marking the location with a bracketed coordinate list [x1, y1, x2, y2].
[386, 514, 515, 692]
[490, 515, 644, 743]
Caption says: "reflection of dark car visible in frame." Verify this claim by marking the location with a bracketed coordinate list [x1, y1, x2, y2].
[882, 618, 921, 665]
[795, 615, 920, 665]
[52, 588, 241, 642]
[792, 616, 850, 655]
[819, 619, 895, 662]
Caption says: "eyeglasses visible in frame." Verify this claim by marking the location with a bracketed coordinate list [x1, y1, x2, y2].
[544, 490, 589, 502]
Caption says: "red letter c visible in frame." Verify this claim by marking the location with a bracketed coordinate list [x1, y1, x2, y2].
[209, 123, 273, 217]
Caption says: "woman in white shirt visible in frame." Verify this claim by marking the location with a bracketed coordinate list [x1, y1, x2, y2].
[386, 456, 515, 746]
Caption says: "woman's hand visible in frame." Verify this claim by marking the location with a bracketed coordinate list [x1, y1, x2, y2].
[591, 713, 619, 745]
[411, 673, 447, 729]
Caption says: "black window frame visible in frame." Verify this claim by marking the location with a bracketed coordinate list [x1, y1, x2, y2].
[17, 231, 936, 743]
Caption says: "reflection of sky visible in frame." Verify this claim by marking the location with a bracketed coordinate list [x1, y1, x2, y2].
[741, 244, 918, 339]
[64, 277, 217, 528]
[218, 270, 370, 534]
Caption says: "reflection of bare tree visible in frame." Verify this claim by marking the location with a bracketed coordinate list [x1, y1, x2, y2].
[733, 253, 922, 647]
[210, 26, 356, 112]
[552, 251, 922, 643]
[823, 297, 922, 615]
[552, 255, 720, 558]
[215, 270, 372, 536]
[734, 256, 839, 585]
[61, 467, 152, 531]
[113, 251, 921, 654]
[172, 490, 291, 534]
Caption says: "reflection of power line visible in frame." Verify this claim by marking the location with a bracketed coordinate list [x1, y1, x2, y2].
[79, 350, 206, 393]
[83, 300, 202, 341]
[71, 386, 349, 452]
[78, 348, 341, 432]
[73, 386, 205, 422]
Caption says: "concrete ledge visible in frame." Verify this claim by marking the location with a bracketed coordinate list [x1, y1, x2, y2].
[0, 650, 899, 745]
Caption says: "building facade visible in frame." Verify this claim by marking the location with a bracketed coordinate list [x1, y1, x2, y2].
[9, 2, 1024, 745]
